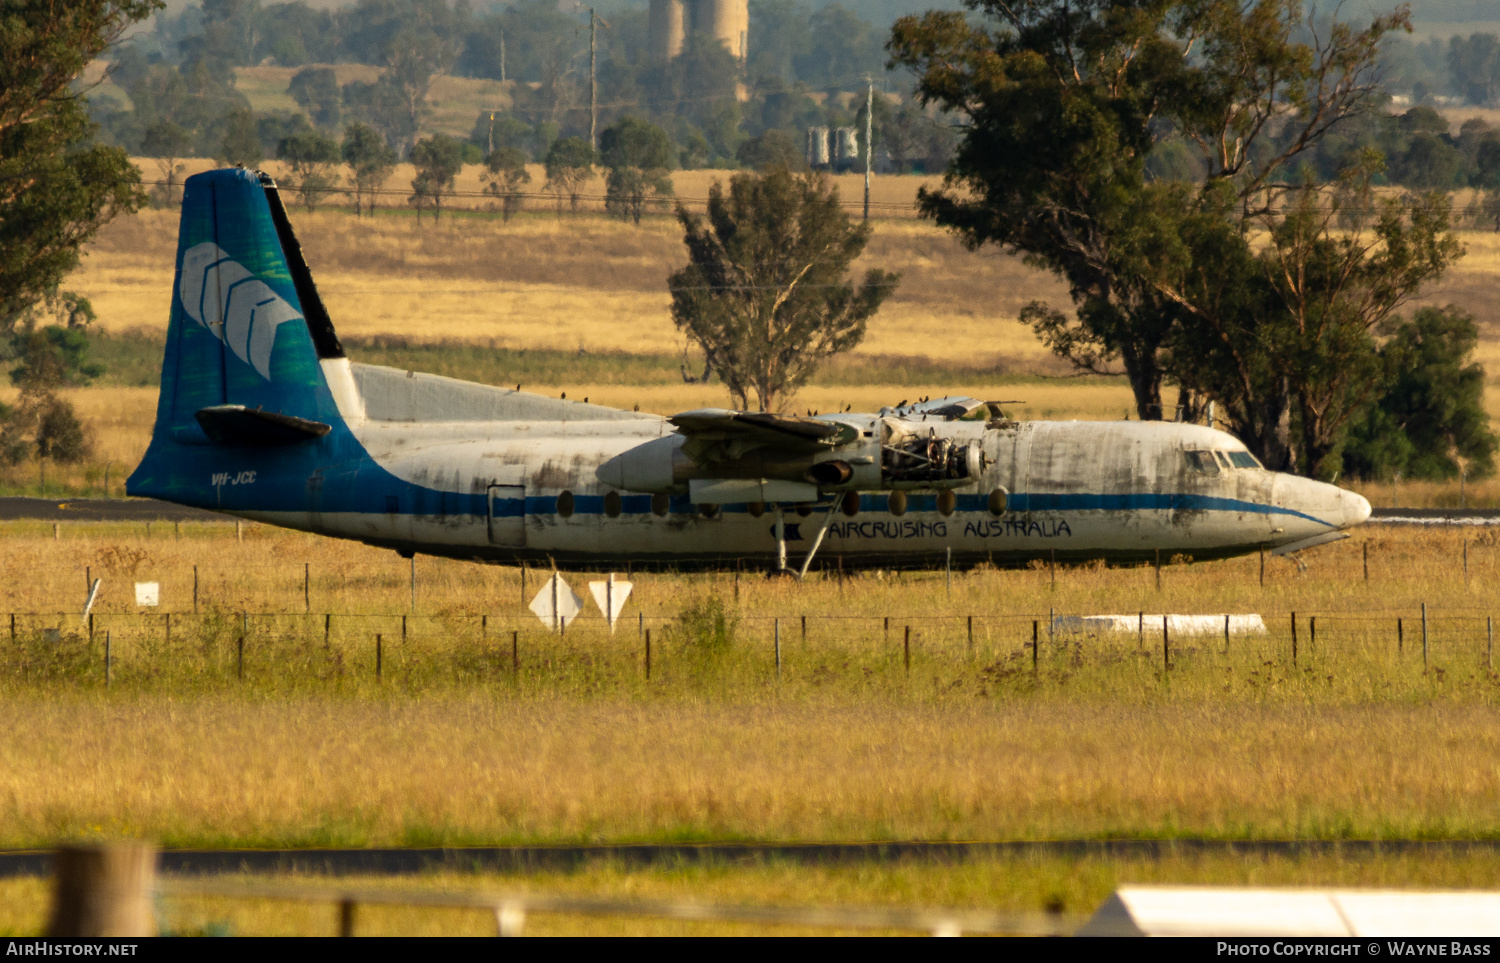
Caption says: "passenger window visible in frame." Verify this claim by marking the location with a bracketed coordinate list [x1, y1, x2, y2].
[1228, 451, 1261, 469]
[1184, 451, 1220, 475]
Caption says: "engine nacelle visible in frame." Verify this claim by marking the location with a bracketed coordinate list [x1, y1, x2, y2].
[595, 435, 684, 493]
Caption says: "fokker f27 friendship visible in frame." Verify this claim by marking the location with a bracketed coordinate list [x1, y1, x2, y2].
[127, 168, 1372, 573]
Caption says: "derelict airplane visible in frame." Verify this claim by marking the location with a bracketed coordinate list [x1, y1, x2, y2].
[126, 168, 1372, 573]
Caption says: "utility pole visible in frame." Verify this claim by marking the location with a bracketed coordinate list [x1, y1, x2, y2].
[863, 77, 873, 221]
[590, 9, 599, 151]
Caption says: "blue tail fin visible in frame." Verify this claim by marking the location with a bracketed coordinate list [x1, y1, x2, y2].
[129, 168, 349, 502]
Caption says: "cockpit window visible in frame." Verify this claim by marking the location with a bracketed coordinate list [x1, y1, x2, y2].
[1213, 451, 1232, 470]
[1184, 450, 1221, 475]
[1228, 451, 1261, 469]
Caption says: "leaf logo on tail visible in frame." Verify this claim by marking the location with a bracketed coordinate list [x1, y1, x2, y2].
[179, 242, 302, 380]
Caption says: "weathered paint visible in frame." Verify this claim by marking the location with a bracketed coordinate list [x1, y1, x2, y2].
[128, 168, 1371, 571]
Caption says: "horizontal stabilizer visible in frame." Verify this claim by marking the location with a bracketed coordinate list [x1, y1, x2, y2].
[194, 405, 331, 446]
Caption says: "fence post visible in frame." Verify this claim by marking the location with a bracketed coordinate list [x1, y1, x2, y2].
[1464, 539, 1469, 585]
[644, 629, 651, 681]
[165, 613, 171, 646]
[193, 565, 198, 614]
[800, 615, 806, 642]
[1031, 620, 1038, 674]
[1291, 612, 1297, 666]
[511, 631, 519, 674]
[304, 563, 310, 613]
[1422, 602, 1429, 669]
[237, 633, 244, 682]
[46, 842, 157, 937]
[903, 625, 911, 673]
[409, 556, 416, 613]
[339, 899, 355, 938]
[967, 615, 973, 657]
[1259, 545, 1265, 587]
[1489, 616, 1493, 671]
[324, 613, 331, 648]
[1398, 618, 1403, 654]
[104, 631, 111, 688]
[774, 620, 781, 678]
[1163, 615, 1169, 671]
[1224, 613, 1230, 655]
[1363, 541, 1369, 583]
[1138, 611, 1144, 650]
[1310, 615, 1317, 653]
[375, 634, 382, 681]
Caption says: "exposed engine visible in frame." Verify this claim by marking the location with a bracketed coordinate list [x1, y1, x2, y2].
[883, 429, 982, 485]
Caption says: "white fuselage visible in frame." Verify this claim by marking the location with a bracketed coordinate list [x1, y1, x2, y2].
[230, 364, 1370, 569]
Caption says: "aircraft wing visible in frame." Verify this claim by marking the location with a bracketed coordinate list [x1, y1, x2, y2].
[669, 408, 857, 463]
[879, 396, 987, 420]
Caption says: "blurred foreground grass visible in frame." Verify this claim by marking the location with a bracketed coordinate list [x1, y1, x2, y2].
[6, 851, 1500, 935]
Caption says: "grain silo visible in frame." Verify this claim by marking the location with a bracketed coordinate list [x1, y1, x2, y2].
[649, 0, 687, 61]
[835, 127, 860, 165]
[650, 0, 748, 61]
[807, 127, 831, 167]
[696, 0, 749, 61]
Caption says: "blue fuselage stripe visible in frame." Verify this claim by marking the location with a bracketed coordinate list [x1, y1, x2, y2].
[450, 490, 1331, 527]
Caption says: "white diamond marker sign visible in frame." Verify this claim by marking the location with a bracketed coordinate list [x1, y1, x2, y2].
[529, 572, 583, 631]
[588, 574, 633, 633]
[135, 582, 160, 607]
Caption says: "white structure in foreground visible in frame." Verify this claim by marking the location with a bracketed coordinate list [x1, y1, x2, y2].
[1052, 614, 1268, 636]
[1079, 886, 1500, 937]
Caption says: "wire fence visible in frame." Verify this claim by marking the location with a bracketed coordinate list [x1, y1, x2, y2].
[4, 602, 1495, 689]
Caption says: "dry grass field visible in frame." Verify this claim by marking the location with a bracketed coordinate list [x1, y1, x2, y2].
[0, 518, 1498, 931]
[0, 521, 1498, 852]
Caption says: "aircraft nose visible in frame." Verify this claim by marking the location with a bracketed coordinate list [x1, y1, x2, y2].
[1339, 489, 1372, 529]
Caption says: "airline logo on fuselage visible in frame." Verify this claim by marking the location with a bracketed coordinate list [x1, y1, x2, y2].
[179, 242, 302, 380]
